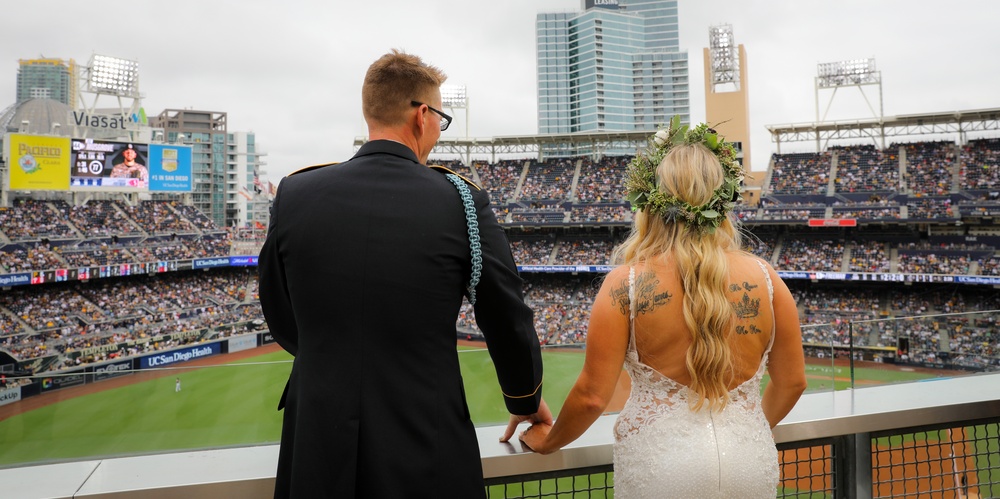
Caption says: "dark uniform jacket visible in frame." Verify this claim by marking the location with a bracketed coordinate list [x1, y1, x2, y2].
[259, 140, 543, 498]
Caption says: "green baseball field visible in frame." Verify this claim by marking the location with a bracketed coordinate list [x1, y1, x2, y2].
[0, 345, 943, 468]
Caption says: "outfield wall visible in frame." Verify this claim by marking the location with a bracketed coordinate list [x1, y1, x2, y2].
[2, 331, 273, 406]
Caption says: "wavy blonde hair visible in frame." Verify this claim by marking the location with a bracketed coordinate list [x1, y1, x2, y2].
[612, 143, 743, 411]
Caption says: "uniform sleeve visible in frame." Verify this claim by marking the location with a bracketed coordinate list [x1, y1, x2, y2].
[258, 179, 299, 357]
[467, 188, 543, 415]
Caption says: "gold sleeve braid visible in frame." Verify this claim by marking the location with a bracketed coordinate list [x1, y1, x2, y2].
[502, 380, 542, 399]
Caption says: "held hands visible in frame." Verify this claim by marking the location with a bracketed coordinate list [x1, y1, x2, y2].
[518, 422, 555, 454]
[498, 398, 555, 454]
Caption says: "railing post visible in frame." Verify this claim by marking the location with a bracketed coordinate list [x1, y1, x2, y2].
[848, 321, 856, 388]
[838, 432, 873, 498]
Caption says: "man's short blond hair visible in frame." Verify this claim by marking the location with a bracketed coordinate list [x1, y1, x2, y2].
[362, 49, 447, 128]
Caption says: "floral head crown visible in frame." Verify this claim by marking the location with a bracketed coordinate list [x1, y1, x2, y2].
[624, 116, 745, 233]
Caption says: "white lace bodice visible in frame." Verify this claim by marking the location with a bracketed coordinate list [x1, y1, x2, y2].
[612, 260, 779, 498]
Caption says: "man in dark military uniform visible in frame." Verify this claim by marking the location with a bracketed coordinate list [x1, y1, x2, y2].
[259, 49, 550, 499]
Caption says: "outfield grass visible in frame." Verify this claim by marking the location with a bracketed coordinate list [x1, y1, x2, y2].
[0, 347, 957, 468]
[458, 346, 586, 423]
[0, 351, 291, 466]
[0, 347, 586, 467]
[796, 362, 937, 392]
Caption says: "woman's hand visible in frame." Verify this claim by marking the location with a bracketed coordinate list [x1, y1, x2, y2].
[519, 422, 555, 454]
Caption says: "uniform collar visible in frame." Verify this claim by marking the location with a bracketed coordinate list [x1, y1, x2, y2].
[353, 140, 421, 164]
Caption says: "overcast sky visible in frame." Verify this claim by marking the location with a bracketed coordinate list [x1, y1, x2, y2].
[2, 1, 998, 181]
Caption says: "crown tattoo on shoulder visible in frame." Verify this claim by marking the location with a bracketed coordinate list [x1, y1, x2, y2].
[733, 292, 760, 319]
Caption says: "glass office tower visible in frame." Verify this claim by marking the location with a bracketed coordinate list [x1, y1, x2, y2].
[537, 0, 689, 137]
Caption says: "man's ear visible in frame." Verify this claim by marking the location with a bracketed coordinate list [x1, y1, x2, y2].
[411, 103, 428, 136]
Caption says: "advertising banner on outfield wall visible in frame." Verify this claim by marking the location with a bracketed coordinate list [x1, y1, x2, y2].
[139, 342, 221, 369]
[148, 144, 193, 192]
[228, 334, 258, 354]
[5, 134, 71, 191]
[91, 360, 133, 382]
[0, 386, 21, 406]
[40, 372, 86, 392]
[260, 332, 276, 345]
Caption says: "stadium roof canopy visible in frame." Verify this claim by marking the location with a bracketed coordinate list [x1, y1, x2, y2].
[355, 130, 654, 163]
[0, 98, 74, 136]
[766, 107, 1000, 152]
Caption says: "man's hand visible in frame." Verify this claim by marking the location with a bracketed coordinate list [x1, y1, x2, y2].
[499, 397, 552, 443]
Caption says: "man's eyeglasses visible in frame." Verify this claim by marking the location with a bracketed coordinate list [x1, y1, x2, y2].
[411, 101, 452, 131]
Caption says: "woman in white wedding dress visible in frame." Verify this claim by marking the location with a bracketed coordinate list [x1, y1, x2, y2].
[508, 123, 807, 498]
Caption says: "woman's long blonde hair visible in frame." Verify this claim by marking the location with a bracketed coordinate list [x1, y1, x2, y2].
[612, 143, 743, 411]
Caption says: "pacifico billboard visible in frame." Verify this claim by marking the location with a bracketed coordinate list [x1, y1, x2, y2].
[5, 134, 71, 190]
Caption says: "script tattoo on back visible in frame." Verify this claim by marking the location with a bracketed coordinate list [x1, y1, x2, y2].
[609, 271, 672, 315]
[610, 279, 631, 315]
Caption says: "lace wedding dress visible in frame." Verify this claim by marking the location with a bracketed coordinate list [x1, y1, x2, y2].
[613, 262, 779, 498]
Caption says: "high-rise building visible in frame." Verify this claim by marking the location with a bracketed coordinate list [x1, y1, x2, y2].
[149, 110, 267, 228]
[16, 58, 78, 106]
[228, 131, 270, 229]
[536, 0, 689, 139]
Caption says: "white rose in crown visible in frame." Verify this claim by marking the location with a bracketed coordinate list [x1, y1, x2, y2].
[653, 129, 669, 147]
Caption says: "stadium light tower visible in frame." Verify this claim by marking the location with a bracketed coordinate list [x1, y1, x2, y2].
[708, 24, 739, 92]
[704, 24, 751, 170]
[86, 55, 140, 97]
[441, 84, 469, 138]
[815, 57, 883, 124]
[75, 53, 146, 141]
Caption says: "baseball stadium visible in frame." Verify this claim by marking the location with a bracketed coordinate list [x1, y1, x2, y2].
[3, 10, 1000, 499]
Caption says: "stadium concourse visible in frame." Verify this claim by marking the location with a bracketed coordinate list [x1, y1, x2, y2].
[3, 135, 1000, 390]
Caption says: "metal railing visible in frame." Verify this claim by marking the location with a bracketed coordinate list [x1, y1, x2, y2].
[479, 374, 1000, 498]
[1, 376, 998, 498]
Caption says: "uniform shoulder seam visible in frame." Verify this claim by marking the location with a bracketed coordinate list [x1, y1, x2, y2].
[428, 165, 481, 191]
[289, 162, 339, 176]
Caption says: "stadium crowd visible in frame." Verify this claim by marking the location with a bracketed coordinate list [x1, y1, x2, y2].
[4, 136, 1000, 376]
[0, 200, 231, 274]
[0, 268, 261, 368]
